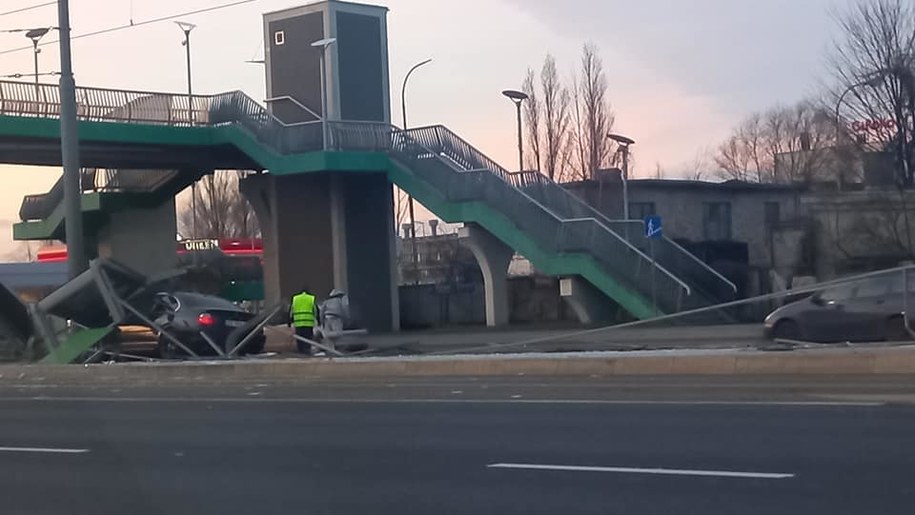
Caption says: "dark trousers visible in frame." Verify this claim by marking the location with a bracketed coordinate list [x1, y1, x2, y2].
[294, 326, 314, 355]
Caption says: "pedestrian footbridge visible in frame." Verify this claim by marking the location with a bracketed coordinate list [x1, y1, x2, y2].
[1, 80, 736, 322]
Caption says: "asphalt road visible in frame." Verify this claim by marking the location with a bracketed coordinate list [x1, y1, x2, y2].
[1, 378, 914, 514]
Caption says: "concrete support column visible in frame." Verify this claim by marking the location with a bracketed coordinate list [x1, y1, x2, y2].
[96, 198, 177, 276]
[241, 172, 399, 332]
[459, 223, 513, 327]
[560, 276, 616, 325]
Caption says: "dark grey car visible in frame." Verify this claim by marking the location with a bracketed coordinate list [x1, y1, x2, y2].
[764, 275, 912, 342]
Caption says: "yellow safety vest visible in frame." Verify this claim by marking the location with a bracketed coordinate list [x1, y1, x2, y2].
[291, 292, 316, 328]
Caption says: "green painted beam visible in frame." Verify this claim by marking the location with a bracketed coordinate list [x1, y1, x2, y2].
[40, 326, 113, 364]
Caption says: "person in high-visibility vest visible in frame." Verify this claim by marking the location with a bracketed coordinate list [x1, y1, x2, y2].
[290, 287, 317, 355]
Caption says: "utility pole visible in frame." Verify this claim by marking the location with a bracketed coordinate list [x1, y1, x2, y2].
[57, 0, 87, 278]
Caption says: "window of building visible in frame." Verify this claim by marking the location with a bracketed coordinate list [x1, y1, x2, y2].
[764, 202, 780, 229]
[274, 30, 285, 46]
[629, 202, 656, 221]
[702, 202, 732, 240]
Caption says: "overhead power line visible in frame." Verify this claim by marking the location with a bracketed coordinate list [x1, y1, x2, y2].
[0, 0, 256, 56]
[0, 2, 56, 19]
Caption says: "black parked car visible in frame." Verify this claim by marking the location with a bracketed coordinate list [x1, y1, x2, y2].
[764, 275, 912, 343]
[153, 292, 266, 358]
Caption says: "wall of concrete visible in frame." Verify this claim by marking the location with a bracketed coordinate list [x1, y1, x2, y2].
[804, 189, 915, 279]
[96, 198, 177, 276]
[342, 173, 398, 331]
[564, 180, 803, 268]
[399, 276, 578, 329]
[264, 8, 324, 123]
[241, 172, 398, 332]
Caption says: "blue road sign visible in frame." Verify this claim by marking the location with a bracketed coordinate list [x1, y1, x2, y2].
[645, 215, 662, 239]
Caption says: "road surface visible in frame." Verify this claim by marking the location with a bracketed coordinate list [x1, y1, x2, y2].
[0, 376, 913, 514]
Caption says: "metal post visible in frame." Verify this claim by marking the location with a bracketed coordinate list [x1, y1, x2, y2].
[515, 101, 524, 171]
[905, 268, 912, 334]
[57, 0, 87, 278]
[184, 30, 193, 125]
[649, 237, 657, 312]
[401, 59, 431, 286]
[621, 145, 630, 220]
[32, 39, 40, 100]
[319, 52, 328, 151]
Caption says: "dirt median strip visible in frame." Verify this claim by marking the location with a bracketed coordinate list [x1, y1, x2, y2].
[0, 346, 913, 384]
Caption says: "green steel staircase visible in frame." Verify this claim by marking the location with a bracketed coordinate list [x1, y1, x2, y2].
[1, 81, 736, 319]
[16, 167, 196, 241]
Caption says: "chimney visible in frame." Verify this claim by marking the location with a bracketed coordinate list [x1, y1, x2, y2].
[429, 219, 439, 236]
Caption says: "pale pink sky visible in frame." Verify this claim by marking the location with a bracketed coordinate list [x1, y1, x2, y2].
[0, 0, 841, 256]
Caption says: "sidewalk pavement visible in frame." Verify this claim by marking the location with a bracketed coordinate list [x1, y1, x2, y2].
[264, 324, 766, 356]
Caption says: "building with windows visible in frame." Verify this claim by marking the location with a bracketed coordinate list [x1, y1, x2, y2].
[564, 176, 805, 297]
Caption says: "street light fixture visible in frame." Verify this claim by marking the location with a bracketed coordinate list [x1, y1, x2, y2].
[175, 21, 198, 244]
[25, 27, 52, 99]
[608, 133, 635, 220]
[401, 57, 432, 284]
[502, 89, 529, 172]
[311, 37, 337, 151]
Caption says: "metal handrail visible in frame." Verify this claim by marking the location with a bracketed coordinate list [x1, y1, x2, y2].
[401, 125, 691, 294]
[393, 125, 691, 310]
[598, 218, 738, 295]
[3, 79, 703, 311]
[562, 217, 691, 295]
[264, 95, 323, 122]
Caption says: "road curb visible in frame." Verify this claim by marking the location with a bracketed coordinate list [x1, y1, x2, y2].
[1, 346, 914, 384]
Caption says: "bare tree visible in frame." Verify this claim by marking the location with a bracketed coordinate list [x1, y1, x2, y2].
[522, 68, 542, 172]
[178, 172, 261, 239]
[829, 0, 915, 187]
[540, 54, 571, 181]
[682, 146, 717, 181]
[570, 43, 616, 181]
[715, 103, 836, 183]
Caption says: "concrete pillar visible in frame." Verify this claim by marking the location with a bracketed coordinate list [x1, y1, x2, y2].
[241, 172, 399, 332]
[560, 276, 616, 325]
[459, 223, 513, 327]
[96, 198, 177, 276]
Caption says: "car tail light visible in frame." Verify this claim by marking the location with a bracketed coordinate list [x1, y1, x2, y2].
[197, 313, 217, 327]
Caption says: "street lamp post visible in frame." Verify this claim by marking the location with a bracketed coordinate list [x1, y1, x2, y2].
[311, 38, 337, 151]
[57, 0, 87, 278]
[502, 89, 529, 171]
[401, 58, 432, 284]
[834, 72, 887, 190]
[608, 133, 635, 220]
[25, 28, 51, 100]
[176, 21, 198, 244]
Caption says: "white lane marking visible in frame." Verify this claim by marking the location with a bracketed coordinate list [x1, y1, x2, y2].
[0, 396, 883, 407]
[487, 463, 794, 479]
[0, 446, 89, 454]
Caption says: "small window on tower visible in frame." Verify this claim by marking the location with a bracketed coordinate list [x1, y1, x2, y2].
[274, 30, 285, 46]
